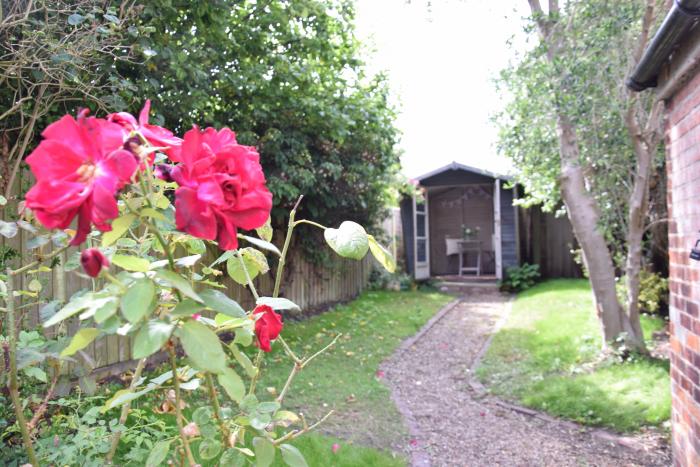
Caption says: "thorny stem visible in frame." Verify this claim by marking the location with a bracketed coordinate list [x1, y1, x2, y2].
[273, 196, 304, 298]
[10, 244, 69, 276]
[5, 269, 39, 466]
[106, 358, 147, 463]
[205, 372, 231, 449]
[247, 350, 264, 396]
[278, 335, 301, 364]
[237, 251, 259, 300]
[276, 333, 341, 405]
[168, 345, 196, 466]
[276, 362, 301, 405]
[272, 410, 335, 446]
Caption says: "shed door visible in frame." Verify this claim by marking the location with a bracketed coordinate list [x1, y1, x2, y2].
[414, 192, 430, 280]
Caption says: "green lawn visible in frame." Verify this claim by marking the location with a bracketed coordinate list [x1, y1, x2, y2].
[259, 289, 452, 464]
[476, 279, 670, 432]
[117, 289, 450, 466]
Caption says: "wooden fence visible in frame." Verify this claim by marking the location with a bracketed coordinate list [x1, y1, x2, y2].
[518, 205, 583, 279]
[3, 219, 373, 375]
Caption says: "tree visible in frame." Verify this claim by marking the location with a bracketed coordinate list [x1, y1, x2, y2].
[0, 1, 144, 201]
[116, 0, 400, 238]
[498, 0, 666, 350]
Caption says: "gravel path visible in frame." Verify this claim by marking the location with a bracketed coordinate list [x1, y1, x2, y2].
[381, 290, 671, 467]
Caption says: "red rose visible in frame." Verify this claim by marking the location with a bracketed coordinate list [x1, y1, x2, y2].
[253, 305, 283, 352]
[80, 248, 110, 277]
[24, 112, 138, 246]
[107, 100, 182, 159]
[171, 127, 272, 250]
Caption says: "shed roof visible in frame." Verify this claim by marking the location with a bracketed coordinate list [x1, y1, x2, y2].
[415, 161, 512, 184]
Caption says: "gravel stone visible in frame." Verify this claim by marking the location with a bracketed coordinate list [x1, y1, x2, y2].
[380, 290, 671, 467]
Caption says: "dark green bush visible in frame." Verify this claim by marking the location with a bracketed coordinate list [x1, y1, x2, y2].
[500, 263, 541, 293]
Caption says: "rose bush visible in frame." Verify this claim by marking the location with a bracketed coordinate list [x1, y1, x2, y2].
[3, 102, 396, 467]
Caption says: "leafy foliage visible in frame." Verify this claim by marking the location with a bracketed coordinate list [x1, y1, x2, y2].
[500, 263, 540, 293]
[617, 269, 669, 315]
[495, 0, 666, 263]
[117, 0, 400, 233]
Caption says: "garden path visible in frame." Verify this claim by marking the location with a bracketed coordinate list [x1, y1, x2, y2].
[381, 290, 671, 467]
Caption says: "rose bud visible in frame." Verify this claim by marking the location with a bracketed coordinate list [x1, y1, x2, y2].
[253, 304, 283, 352]
[182, 422, 200, 438]
[123, 135, 142, 156]
[80, 248, 109, 277]
[154, 164, 174, 182]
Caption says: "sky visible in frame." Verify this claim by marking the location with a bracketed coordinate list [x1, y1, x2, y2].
[354, 0, 529, 179]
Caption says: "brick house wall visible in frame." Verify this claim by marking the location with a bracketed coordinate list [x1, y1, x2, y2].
[662, 25, 700, 466]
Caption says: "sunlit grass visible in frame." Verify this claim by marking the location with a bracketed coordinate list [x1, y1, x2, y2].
[477, 279, 670, 432]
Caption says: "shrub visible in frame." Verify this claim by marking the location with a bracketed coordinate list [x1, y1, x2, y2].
[500, 263, 541, 293]
[616, 270, 669, 316]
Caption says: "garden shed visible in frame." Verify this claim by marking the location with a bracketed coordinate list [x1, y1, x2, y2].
[399, 162, 582, 281]
[400, 162, 518, 280]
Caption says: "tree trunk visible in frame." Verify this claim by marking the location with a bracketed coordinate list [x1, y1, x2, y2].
[621, 101, 664, 352]
[556, 115, 634, 348]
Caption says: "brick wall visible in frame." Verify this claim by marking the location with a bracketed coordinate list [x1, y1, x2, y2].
[666, 66, 700, 467]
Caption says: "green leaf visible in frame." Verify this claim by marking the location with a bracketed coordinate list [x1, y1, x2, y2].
[44, 292, 94, 327]
[250, 413, 272, 430]
[102, 214, 137, 247]
[280, 444, 309, 467]
[226, 248, 268, 285]
[199, 438, 222, 460]
[257, 401, 280, 413]
[230, 344, 257, 378]
[121, 278, 156, 323]
[220, 448, 245, 467]
[256, 217, 273, 242]
[23, 366, 47, 383]
[200, 289, 245, 318]
[155, 269, 202, 302]
[243, 248, 269, 274]
[253, 437, 275, 467]
[256, 297, 300, 312]
[93, 298, 120, 323]
[140, 208, 167, 221]
[218, 367, 245, 403]
[323, 221, 369, 260]
[176, 320, 227, 374]
[193, 406, 213, 426]
[234, 327, 254, 347]
[367, 235, 396, 273]
[146, 440, 172, 467]
[238, 235, 280, 256]
[170, 299, 203, 317]
[215, 314, 248, 328]
[60, 328, 100, 357]
[132, 320, 173, 359]
[67, 13, 86, 25]
[111, 254, 151, 272]
[27, 279, 42, 293]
